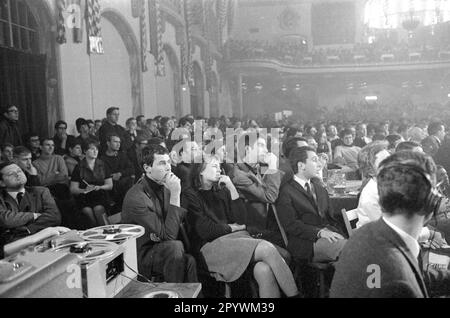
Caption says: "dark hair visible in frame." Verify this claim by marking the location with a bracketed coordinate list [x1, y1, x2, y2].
[106, 107, 119, 116]
[385, 134, 402, 150]
[67, 138, 82, 150]
[395, 141, 421, 152]
[13, 146, 31, 157]
[141, 145, 169, 167]
[1, 105, 17, 115]
[208, 118, 219, 127]
[126, 117, 136, 127]
[41, 137, 54, 144]
[179, 117, 194, 127]
[106, 134, 120, 143]
[340, 128, 353, 139]
[136, 115, 145, 122]
[0, 143, 14, 152]
[54, 120, 67, 130]
[428, 121, 444, 136]
[160, 117, 171, 126]
[75, 118, 88, 133]
[377, 151, 436, 216]
[148, 137, 165, 146]
[81, 139, 100, 153]
[86, 119, 94, 126]
[94, 119, 102, 124]
[283, 137, 307, 158]
[289, 146, 315, 174]
[285, 127, 302, 139]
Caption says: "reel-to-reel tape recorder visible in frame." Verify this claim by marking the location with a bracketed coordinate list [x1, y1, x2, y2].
[0, 224, 145, 298]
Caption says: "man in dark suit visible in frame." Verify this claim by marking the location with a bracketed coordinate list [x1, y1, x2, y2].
[330, 151, 448, 298]
[277, 146, 346, 263]
[0, 162, 61, 244]
[122, 145, 197, 283]
[422, 121, 445, 158]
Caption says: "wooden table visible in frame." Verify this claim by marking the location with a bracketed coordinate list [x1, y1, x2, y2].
[116, 281, 202, 298]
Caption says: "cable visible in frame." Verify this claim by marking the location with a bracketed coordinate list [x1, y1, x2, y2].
[123, 260, 158, 287]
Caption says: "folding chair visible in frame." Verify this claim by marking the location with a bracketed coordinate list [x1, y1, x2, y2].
[341, 208, 359, 237]
[271, 204, 334, 298]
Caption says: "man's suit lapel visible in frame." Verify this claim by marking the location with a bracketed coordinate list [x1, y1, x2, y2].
[20, 190, 34, 212]
[290, 179, 318, 211]
[379, 219, 429, 298]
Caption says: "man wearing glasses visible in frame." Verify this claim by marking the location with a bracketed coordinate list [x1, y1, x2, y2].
[0, 105, 22, 147]
[53, 120, 75, 156]
[0, 162, 61, 244]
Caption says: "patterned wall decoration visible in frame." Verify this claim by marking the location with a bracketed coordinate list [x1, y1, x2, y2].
[149, 0, 165, 76]
[86, 0, 104, 54]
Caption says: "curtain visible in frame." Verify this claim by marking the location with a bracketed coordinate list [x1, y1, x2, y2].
[0, 47, 48, 139]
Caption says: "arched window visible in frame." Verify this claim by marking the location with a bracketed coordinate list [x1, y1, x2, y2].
[0, 0, 39, 53]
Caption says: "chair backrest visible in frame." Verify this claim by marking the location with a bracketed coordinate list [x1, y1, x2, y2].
[269, 204, 289, 247]
[102, 212, 122, 225]
[341, 208, 359, 237]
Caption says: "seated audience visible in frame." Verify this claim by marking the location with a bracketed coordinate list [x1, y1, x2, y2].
[182, 156, 299, 298]
[333, 128, 361, 171]
[0, 143, 13, 162]
[33, 138, 70, 199]
[64, 139, 83, 177]
[0, 162, 61, 244]
[331, 151, 450, 298]
[100, 134, 135, 210]
[24, 133, 41, 161]
[277, 146, 346, 264]
[53, 120, 75, 156]
[122, 145, 198, 283]
[13, 146, 40, 187]
[74, 118, 98, 151]
[70, 140, 113, 228]
[0, 105, 22, 147]
[228, 133, 287, 252]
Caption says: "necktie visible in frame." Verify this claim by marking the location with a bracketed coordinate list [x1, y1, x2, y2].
[17, 192, 24, 205]
[305, 182, 313, 198]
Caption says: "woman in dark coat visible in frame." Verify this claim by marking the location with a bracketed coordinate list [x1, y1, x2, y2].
[182, 156, 298, 298]
[70, 140, 113, 227]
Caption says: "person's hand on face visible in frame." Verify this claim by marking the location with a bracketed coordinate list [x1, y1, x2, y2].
[163, 172, 181, 194]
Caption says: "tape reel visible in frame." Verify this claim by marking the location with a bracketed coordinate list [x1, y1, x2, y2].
[51, 241, 118, 262]
[80, 224, 145, 242]
[143, 290, 180, 298]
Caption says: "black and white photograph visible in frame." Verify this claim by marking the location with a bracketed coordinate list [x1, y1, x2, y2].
[1, 0, 450, 303]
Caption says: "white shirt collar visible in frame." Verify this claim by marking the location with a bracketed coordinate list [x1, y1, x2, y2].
[294, 175, 310, 191]
[383, 217, 421, 259]
[8, 189, 26, 203]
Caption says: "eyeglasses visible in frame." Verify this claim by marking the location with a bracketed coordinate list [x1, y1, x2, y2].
[4, 170, 24, 178]
[7, 109, 18, 113]
[57, 126, 67, 130]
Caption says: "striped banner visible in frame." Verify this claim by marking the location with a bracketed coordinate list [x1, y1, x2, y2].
[86, 0, 104, 54]
[140, 0, 148, 72]
[56, 0, 67, 44]
[185, 0, 194, 84]
[149, 0, 165, 76]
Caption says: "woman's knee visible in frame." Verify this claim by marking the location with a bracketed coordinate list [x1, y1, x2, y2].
[93, 206, 105, 213]
[256, 240, 279, 260]
[253, 261, 273, 281]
